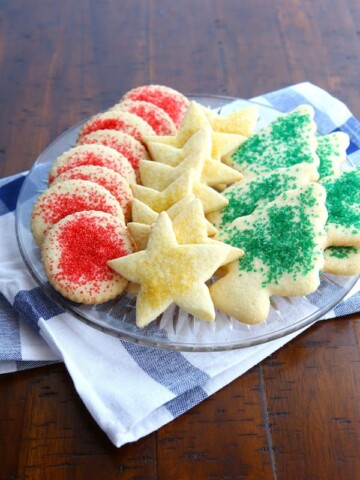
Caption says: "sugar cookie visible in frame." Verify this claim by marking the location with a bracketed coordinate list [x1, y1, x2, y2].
[211, 131, 248, 161]
[141, 127, 242, 189]
[317, 132, 349, 179]
[225, 105, 319, 178]
[48, 144, 136, 185]
[31, 179, 124, 246]
[131, 195, 217, 236]
[323, 246, 360, 276]
[78, 129, 149, 173]
[42, 211, 133, 304]
[131, 170, 194, 213]
[52, 165, 133, 221]
[121, 84, 190, 128]
[147, 128, 246, 166]
[321, 168, 360, 247]
[108, 211, 242, 327]
[132, 169, 227, 215]
[143, 102, 209, 148]
[128, 199, 234, 257]
[210, 183, 327, 324]
[112, 100, 177, 135]
[201, 103, 259, 136]
[144, 101, 253, 151]
[208, 163, 319, 230]
[77, 110, 155, 142]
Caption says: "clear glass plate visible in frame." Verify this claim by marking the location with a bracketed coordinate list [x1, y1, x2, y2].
[16, 95, 359, 351]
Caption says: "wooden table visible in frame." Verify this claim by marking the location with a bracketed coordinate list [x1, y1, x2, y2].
[1, 1, 360, 478]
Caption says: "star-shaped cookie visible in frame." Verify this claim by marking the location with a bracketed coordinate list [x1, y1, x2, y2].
[147, 128, 246, 166]
[201, 103, 259, 136]
[108, 211, 242, 327]
[140, 141, 242, 190]
[131, 170, 194, 213]
[128, 199, 241, 264]
[132, 168, 228, 214]
[143, 101, 210, 147]
[131, 195, 217, 235]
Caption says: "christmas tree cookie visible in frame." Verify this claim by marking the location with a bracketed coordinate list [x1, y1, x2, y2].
[225, 105, 319, 179]
[210, 183, 327, 324]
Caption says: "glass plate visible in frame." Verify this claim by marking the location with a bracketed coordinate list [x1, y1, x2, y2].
[16, 95, 359, 351]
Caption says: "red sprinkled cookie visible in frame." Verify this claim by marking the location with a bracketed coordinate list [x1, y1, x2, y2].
[42, 211, 134, 304]
[113, 100, 177, 135]
[121, 85, 190, 129]
[53, 165, 133, 221]
[77, 110, 155, 143]
[78, 129, 149, 174]
[48, 144, 136, 185]
[31, 179, 125, 246]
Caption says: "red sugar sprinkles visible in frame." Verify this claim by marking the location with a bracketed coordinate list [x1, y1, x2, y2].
[48, 144, 136, 185]
[32, 84, 192, 305]
[53, 166, 133, 221]
[31, 179, 124, 246]
[121, 85, 190, 129]
[78, 129, 149, 173]
[77, 110, 155, 142]
[42, 211, 133, 304]
[113, 99, 177, 135]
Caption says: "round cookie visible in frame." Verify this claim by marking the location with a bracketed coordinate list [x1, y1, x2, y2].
[48, 144, 136, 185]
[121, 84, 189, 129]
[31, 179, 124, 246]
[42, 211, 133, 304]
[113, 100, 177, 135]
[77, 110, 155, 143]
[78, 129, 149, 173]
[53, 166, 133, 221]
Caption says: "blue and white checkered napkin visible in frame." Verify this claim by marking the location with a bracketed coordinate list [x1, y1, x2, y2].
[0, 83, 359, 447]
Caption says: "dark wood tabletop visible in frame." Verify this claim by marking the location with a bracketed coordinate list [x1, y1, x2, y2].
[1, 1, 360, 478]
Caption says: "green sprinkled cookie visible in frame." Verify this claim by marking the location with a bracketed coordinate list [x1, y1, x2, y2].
[210, 183, 327, 324]
[317, 132, 349, 179]
[225, 105, 319, 178]
[207, 163, 319, 230]
[320, 167, 360, 247]
[323, 246, 360, 276]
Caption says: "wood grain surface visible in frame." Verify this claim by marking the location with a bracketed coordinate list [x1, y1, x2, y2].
[1, 1, 360, 478]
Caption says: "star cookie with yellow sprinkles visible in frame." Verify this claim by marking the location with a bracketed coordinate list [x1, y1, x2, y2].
[143, 102, 250, 161]
[200, 103, 259, 136]
[147, 126, 246, 166]
[131, 169, 194, 213]
[140, 127, 243, 189]
[108, 211, 243, 327]
[131, 195, 217, 235]
[133, 167, 228, 215]
[128, 199, 241, 265]
[143, 101, 257, 146]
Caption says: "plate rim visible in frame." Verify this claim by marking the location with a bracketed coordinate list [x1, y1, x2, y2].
[15, 94, 360, 351]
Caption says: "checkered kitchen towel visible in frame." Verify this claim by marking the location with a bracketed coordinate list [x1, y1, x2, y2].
[0, 82, 359, 447]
